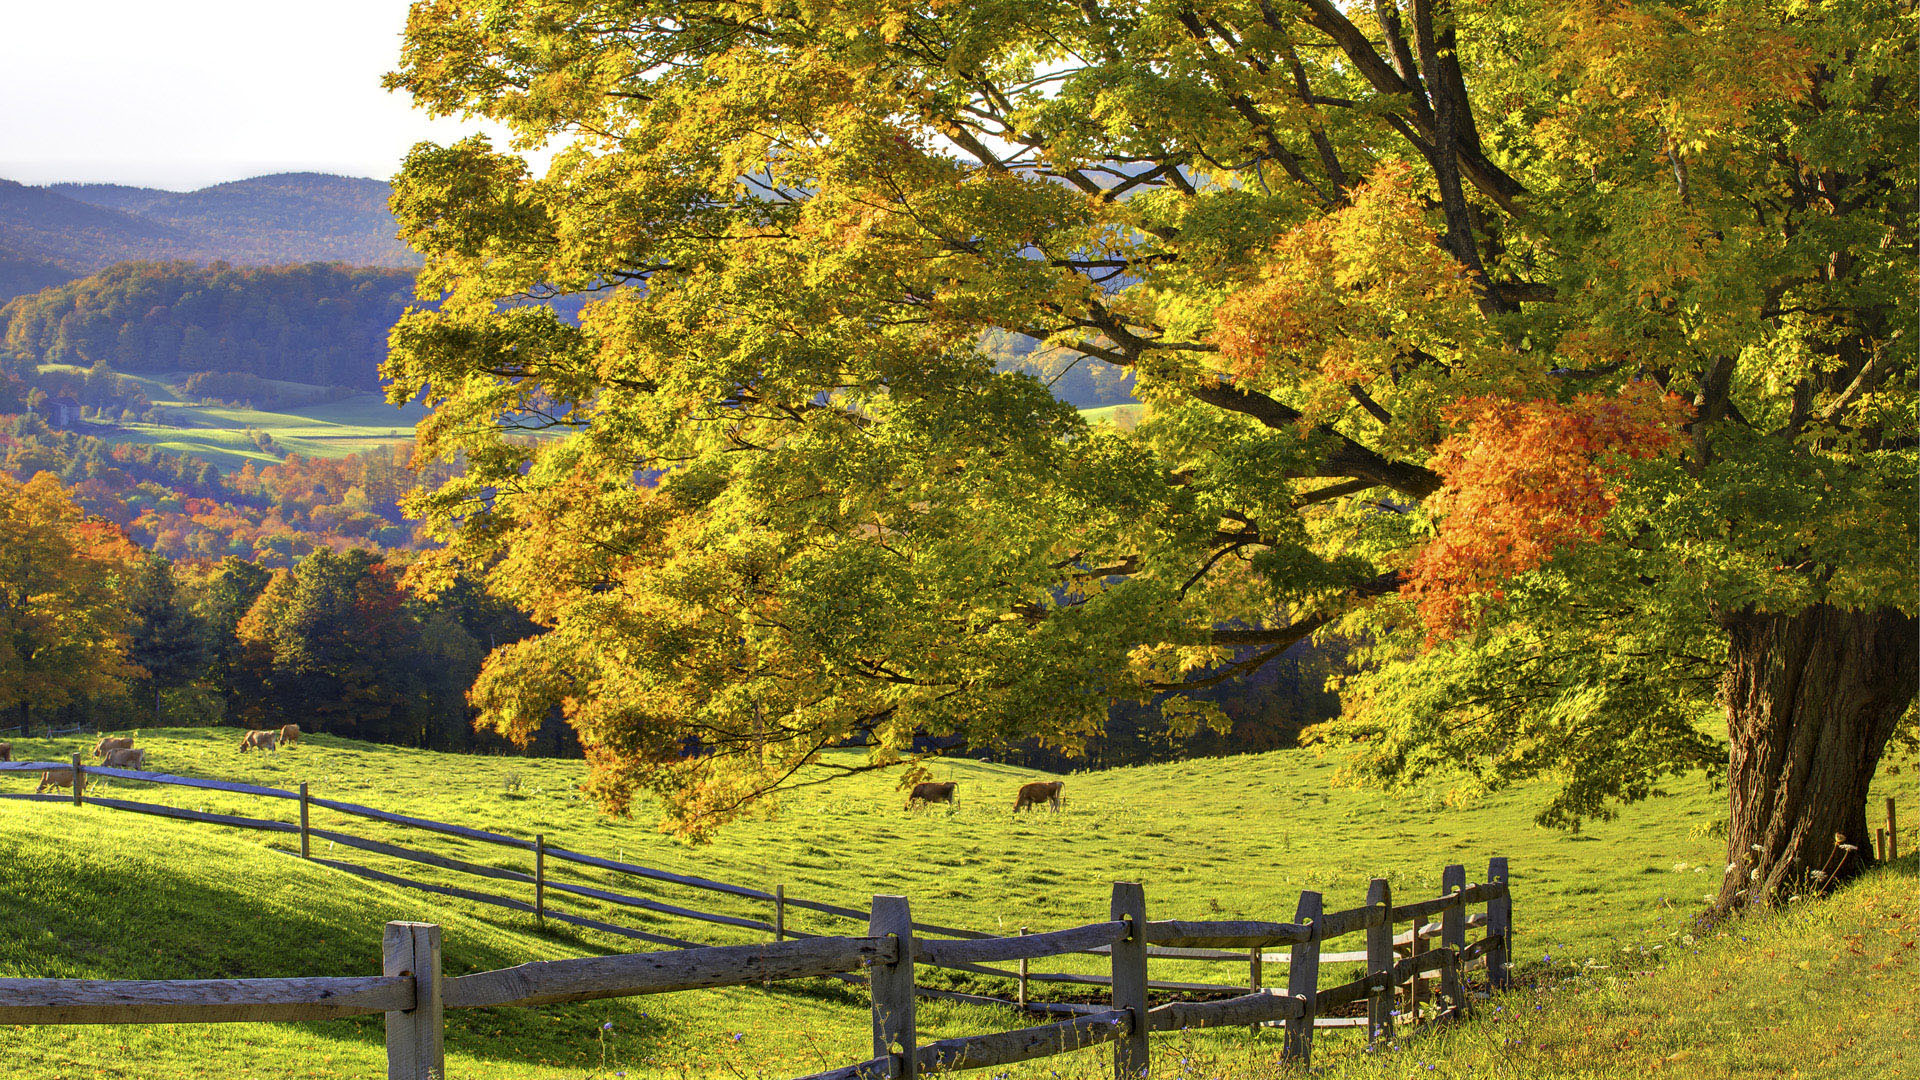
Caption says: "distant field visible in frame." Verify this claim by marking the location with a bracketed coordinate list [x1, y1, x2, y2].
[1080, 402, 1148, 428]
[37, 364, 423, 468]
[0, 730, 1911, 1078]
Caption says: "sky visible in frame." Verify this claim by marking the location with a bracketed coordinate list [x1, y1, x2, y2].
[0, 1, 524, 190]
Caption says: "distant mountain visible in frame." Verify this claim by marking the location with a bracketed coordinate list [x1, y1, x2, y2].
[0, 173, 420, 289]
[0, 180, 196, 281]
[45, 182, 172, 216]
[134, 174, 416, 267]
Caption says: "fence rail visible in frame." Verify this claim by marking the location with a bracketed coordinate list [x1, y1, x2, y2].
[0, 756, 1513, 1078]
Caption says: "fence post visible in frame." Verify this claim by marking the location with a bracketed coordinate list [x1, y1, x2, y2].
[299, 782, 311, 859]
[775, 884, 786, 942]
[1879, 828, 1888, 863]
[1110, 882, 1148, 1080]
[1890, 797, 1900, 860]
[1407, 903, 1425, 1025]
[1283, 890, 1321, 1066]
[534, 834, 546, 928]
[868, 895, 916, 1079]
[1365, 878, 1393, 1044]
[1440, 864, 1469, 1018]
[1486, 857, 1511, 991]
[70, 754, 83, 807]
[383, 921, 444, 1080]
[1247, 945, 1262, 1037]
[1017, 927, 1030, 1009]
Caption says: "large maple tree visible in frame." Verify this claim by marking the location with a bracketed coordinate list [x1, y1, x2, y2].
[385, 0, 1913, 904]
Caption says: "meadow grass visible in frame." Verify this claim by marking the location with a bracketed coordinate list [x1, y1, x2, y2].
[1078, 403, 1148, 428]
[37, 365, 422, 467]
[0, 731, 1910, 1078]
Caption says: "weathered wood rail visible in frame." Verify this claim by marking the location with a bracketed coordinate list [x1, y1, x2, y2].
[1, 757, 1513, 1075]
[0, 876, 1513, 1078]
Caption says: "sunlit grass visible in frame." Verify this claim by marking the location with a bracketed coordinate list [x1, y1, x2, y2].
[1, 730, 1910, 1078]
[36, 364, 422, 468]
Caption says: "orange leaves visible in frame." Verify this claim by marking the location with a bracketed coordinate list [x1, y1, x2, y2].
[1211, 163, 1484, 420]
[1403, 383, 1692, 639]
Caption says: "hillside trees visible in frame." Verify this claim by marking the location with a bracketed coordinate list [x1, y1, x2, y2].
[126, 555, 207, 722]
[0, 262, 415, 390]
[386, 0, 1914, 895]
[194, 556, 270, 717]
[0, 472, 141, 729]
[234, 549, 425, 741]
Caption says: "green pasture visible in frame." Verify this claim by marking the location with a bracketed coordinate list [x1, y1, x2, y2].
[35, 364, 421, 468]
[0, 731, 1910, 1078]
[1078, 402, 1148, 428]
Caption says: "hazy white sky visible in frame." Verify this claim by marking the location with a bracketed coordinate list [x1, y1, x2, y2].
[0, 1, 518, 190]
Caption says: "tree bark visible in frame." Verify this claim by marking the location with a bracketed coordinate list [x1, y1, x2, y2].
[1711, 604, 1916, 915]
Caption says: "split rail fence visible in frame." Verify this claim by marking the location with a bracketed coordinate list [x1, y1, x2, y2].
[0, 758, 1514, 1077]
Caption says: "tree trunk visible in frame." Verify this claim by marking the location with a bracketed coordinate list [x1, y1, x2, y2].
[1711, 604, 1916, 915]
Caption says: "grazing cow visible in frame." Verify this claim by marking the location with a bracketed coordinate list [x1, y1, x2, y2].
[278, 724, 301, 747]
[93, 735, 133, 759]
[102, 747, 146, 770]
[1013, 780, 1065, 813]
[905, 781, 958, 810]
[238, 730, 279, 753]
[0, 741, 11, 762]
[35, 767, 83, 795]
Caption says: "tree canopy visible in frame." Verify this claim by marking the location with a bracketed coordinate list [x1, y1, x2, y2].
[386, 0, 1914, 893]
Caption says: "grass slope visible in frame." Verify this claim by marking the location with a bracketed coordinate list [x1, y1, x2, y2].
[1, 731, 1911, 1078]
[0, 802, 984, 1079]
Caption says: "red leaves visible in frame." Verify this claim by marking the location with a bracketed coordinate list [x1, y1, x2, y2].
[1403, 383, 1692, 639]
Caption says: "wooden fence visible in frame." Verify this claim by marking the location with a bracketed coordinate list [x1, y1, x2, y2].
[0, 878, 1511, 1079]
[0, 758, 1514, 1075]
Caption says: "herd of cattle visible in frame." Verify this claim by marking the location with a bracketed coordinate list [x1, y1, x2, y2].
[0, 725, 303, 795]
[907, 779, 1066, 812]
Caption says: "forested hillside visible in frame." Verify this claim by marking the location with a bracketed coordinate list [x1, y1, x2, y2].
[0, 261, 414, 389]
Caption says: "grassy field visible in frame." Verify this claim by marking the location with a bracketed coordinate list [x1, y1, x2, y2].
[1079, 402, 1148, 429]
[38, 365, 423, 468]
[0, 730, 1912, 1078]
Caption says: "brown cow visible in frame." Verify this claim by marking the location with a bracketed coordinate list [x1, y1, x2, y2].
[278, 724, 301, 747]
[0, 741, 11, 762]
[35, 766, 83, 795]
[905, 781, 958, 810]
[238, 730, 279, 753]
[93, 735, 133, 758]
[1013, 780, 1064, 813]
[102, 747, 147, 770]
